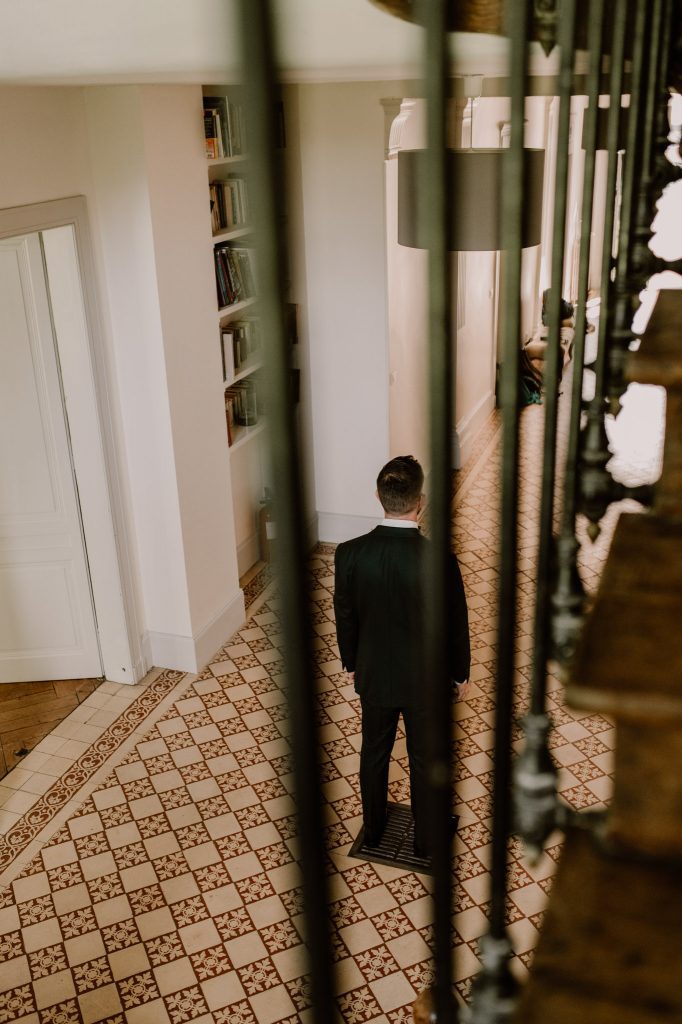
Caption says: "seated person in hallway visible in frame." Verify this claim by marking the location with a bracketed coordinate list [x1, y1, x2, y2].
[524, 291, 576, 379]
[333, 455, 470, 857]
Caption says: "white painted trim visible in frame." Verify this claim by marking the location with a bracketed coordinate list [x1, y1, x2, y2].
[280, 65, 422, 85]
[236, 533, 261, 580]
[131, 647, 150, 686]
[387, 98, 417, 158]
[143, 588, 245, 674]
[381, 98, 403, 159]
[317, 512, 380, 545]
[239, 515, 320, 573]
[194, 589, 246, 670]
[0, 197, 142, 685]
[453, 389, 496, 469]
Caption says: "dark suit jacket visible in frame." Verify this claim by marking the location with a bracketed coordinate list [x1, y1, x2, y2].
[334, 525, 470, 708]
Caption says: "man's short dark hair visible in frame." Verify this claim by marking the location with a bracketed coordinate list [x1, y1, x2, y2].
[377, 455, 424, 516]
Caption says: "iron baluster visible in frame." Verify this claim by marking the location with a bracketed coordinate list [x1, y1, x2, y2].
[550, 0, 608, 667]
[467, 0, 528, 1018]
[578, 0, 630, 541]
[514, 0, 578, 864]
[417, 0, 457, 1020]
[609, 0, 663, 409]
[237, 4, 335, 1019]
[625, 0, 682, 296]
[512, 0, 581, 872]
[650, 0, 681, 207]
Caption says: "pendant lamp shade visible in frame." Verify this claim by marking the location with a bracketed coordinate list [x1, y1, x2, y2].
[398, 148, 545, 251]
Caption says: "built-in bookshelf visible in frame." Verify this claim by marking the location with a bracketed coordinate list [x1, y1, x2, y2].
[203, 84, 269, 576]
[203, 86, 262, 451]
[202, 86, 293, 575]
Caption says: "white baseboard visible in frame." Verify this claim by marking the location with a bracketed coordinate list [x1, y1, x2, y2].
[194, 590, 246, 670]
[241, 515, 320, 563]
[237, 532, 261, 578]
[453, 390, 496, 469]
[129, 651, 150, 685]
[142, 589, 246, 675]
[316, 511, 380, 545]
[102, 650, 149, 686]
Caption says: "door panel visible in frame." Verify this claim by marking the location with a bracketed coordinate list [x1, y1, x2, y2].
[0, 234, 102, 681]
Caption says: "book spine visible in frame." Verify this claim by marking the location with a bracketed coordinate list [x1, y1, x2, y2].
[225, 248, 244, 302]
[221, 329, 235, 384]
[204, 111, 218, 159]
[214, 250, 227, 307]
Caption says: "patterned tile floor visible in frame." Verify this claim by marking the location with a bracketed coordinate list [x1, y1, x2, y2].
[0, 389, 662, 1023]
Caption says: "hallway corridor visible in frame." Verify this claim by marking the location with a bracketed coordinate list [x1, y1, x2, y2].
[0, 404, 629, 1023]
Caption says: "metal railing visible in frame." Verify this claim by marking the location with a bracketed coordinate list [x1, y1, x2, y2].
[234, 1, 678, 1020]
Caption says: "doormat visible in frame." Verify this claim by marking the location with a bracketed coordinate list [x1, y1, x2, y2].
[348, 802, 459, 875]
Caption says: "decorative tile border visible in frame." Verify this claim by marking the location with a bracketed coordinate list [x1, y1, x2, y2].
[0, 670, 188, 877]
[243, 562, 275, 610]
[0, 563, 286, 878]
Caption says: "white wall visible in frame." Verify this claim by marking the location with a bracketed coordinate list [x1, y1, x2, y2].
[297, 81, 398, 541]
[86, 85, 243, 671]
[0, 87, 93, 205]
[139, 86, 243, 652]
[282, 85, 318, 534]
[84, 87, 192, 646]
[0, 84, 244, 675]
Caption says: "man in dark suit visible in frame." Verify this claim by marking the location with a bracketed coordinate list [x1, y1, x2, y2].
[333, 455, 470, 856]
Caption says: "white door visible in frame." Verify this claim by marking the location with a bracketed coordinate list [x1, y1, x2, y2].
[0, 233, 102, 682]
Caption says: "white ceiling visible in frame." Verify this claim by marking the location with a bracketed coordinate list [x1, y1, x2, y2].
[0, 0, 526, 86]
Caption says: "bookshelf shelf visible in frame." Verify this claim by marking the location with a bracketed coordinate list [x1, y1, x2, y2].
[208, 155, 248, 172]
[213, 226, 251, 243]
[218, 296, 256, 320]
[228, 359, 264, 387]
[229, 419, 267, 453]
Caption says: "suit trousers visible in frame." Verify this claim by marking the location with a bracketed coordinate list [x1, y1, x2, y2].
[359, 698, 429, 852]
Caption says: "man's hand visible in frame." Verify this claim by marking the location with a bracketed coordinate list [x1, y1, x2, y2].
[347, 671, 355, 683]
[456, 680, 472, 701]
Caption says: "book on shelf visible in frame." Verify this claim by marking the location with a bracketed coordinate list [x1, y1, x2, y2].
[209, 177, 249, 234]
[225, 375, 262, 445]
[222, 316, 261, 381]
[204, 110, 220, 160]
[203, 95, 228, 158]
[221, 319, 261, 384]
[214, 244, 257, 309]
[221, 328, 235, 385]
[203, 95, 245, 159]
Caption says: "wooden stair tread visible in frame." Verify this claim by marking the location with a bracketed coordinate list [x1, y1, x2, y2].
[512, 827, 682, 1024]
[630, 289, 682, 387]
[567, 512, 682, 717]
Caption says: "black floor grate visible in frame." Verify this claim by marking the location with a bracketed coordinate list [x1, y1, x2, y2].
[348, 802, 459, 875]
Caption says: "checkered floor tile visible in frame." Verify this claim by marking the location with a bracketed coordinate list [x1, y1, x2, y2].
[0, 391, 659, 1022]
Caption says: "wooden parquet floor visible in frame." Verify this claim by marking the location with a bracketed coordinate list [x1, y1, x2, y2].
[0, 678, 101, 778]
[0, 569, 266, 784]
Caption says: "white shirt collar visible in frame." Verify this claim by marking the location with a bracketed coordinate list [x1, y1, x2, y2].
[379, 518, 419, 529]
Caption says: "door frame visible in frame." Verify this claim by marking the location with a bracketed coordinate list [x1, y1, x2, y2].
[0, 196, 141, 684]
